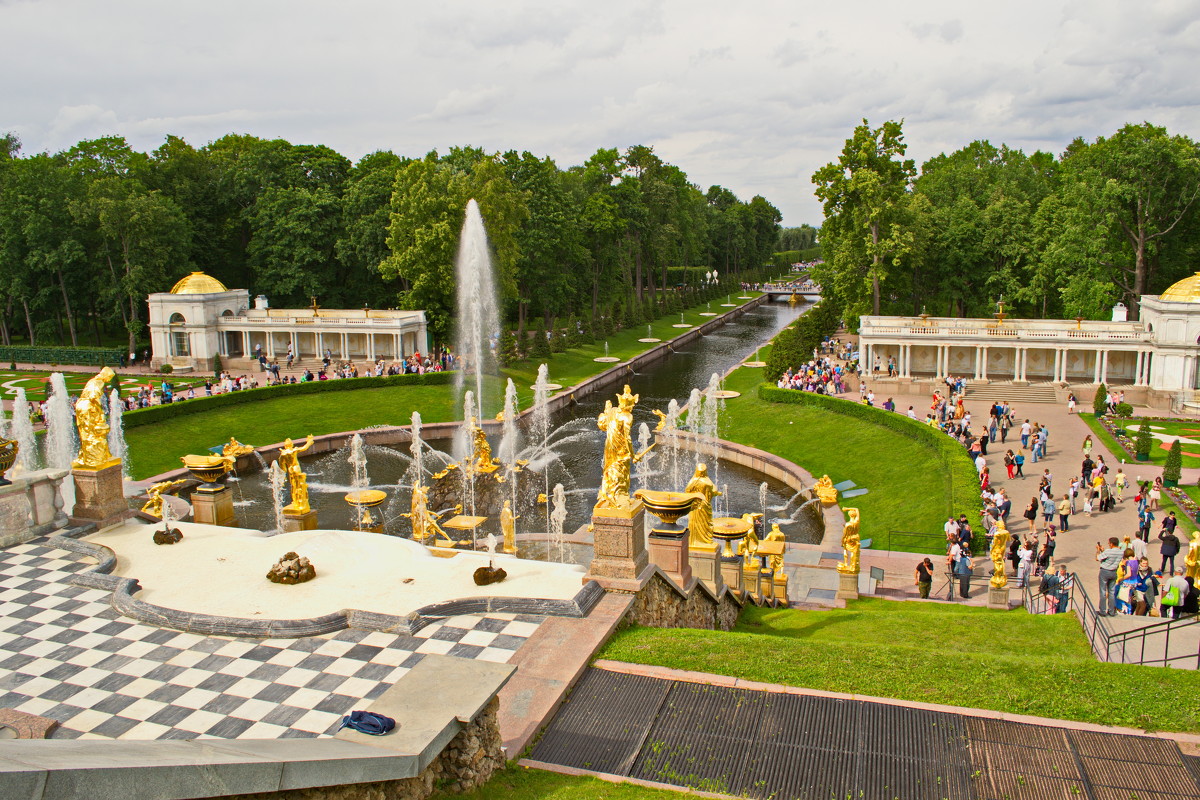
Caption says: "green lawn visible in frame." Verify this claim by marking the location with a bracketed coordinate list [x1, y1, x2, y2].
[598, 600, 1200, 733]
[445, 766, 686, 800]
[1, 370, 202, 405]
[123, 384, 459, 479]
[716, 361, 949, 552]
[1082, 414, 1200, 469]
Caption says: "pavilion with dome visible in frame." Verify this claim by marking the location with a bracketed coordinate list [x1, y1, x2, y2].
[855, 271, 1200, 405]
[147, 272, 429, 372]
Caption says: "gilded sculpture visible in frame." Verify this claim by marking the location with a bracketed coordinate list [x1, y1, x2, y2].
[277, 435, 315, 514]
[814, 474, 838, 506]
[989, 519, 1011, 589]
[737, 512, 762, 557]
[1186, 529, 1200, 581]
[836, 507, 861, 574]
[762, 523, 787, 573]
[595, 385, 653, 510]
[0, 438, 18, 486]
[402, 483, 458, 545]
[72, 367, 119, 470]
[684, 463, 721, 547]
[140, 478, 188, 519]
[467, 417, 500, 475]
[222, 437, 256, 458]
[500, 499, 519, 554]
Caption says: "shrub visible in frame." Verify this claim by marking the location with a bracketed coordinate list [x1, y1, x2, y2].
[497, 329, 520, 367]
[159, 364, 174, 374]
[1163, 439, 1183, 483]
[1093, 383, 1107, 414]
[758, 384, 980, 523]
[122, 371, 454, 429]
[1135, 423, 1152, 460]
[529, 323, 551, 359]
[1114, 402, 1133, 417]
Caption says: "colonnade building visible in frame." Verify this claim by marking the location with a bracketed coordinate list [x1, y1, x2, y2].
[148, 272, 430, 372]
[856, 272, 1200, 405]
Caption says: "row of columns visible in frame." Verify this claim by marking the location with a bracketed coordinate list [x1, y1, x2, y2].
[862, 343, 1156, 385]
[225, 331, 415, 361]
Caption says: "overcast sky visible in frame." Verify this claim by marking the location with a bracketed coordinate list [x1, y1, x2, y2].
[3, 0, 1198, 225]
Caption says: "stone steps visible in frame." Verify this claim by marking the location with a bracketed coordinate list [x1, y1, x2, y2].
[964, 382, 1059, 404]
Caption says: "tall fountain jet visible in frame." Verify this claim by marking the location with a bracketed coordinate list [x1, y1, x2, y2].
[454, 199, 500, 421]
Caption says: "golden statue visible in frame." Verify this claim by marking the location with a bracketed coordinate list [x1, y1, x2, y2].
[595, 385, 653, 510]
[737, 512, 762, 557]
[684, 463, 721, 547]
[277, 434, 315, 514]
[401, 483, 458, 545]
[72, 367, 119, 470]
[836, 508, 861, 574]
[1186, 529, 1200, 581]
[467, 417, 500, 475]
[140, 478, 187, 518]
[652, 408, 669, 432]
[814, 475, 838, 506]
[762, 523, 787, 573]
[500, 500, 519, 554]
[989, 519, 1011, 589]
[222, 437, 255, 458]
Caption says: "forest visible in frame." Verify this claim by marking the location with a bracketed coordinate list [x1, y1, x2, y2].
[812, 120, 1200, 328]
[0, 133, 783, 351]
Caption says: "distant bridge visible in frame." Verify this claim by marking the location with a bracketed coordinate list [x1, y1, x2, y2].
[763, 283, 821, 302]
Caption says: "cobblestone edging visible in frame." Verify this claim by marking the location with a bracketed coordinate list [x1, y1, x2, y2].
[47, 529, 605, 639]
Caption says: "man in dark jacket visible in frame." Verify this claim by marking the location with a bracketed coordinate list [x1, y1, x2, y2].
[1158, 526, 1181, 574]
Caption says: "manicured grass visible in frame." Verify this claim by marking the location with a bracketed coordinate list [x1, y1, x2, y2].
[1, 370, 202, 404]
[445, 765, 687, 800]
[501, 294, 762, 390]
[1081, 414, 1200, 468]
[123, 384, 459, 479]
[598, 600, 1200, 733]
[717, 360, 949, 552]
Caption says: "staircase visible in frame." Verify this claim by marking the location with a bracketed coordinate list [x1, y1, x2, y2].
[964, 381, 1059, 404]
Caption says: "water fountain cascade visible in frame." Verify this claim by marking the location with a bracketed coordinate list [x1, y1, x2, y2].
[10, 388, 37, 473]
[268, 461, 287, 535]
[549, 483, 567, 562]
[108, 388, 129, 479]
[45, 373, 75, 471]
[454, 199, 500, 421]
[347, 434, 369, 528]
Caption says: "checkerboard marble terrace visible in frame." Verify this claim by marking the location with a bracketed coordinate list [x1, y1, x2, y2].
[0, 539, 543, 740]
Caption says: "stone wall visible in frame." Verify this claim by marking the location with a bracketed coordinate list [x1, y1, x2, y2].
[215, 698, 503, 800]
[622, 570, 741, 632]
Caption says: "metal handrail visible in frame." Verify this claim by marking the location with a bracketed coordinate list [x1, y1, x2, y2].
[1024, 571, 1199, 668]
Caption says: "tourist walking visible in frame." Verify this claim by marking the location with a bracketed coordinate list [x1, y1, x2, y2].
[1162, 568, 1189, 619]
[1004, 450, 1015, 479]
[1096, 538, 1124, 616]
[1016, 539, 1033, 588]
[1133, 560, 1159, 615]
[1114, 469, 1128, 502]
[1082, 434, 1093, 458]
[1159, 522, 1181, 574]
[1067, 392, 1077, 414]
[1057, 494, 1071, 532]
[954, 550, 974, 599]
[1150, 477, 1162, 510]
[1023, 498, 1038, 535]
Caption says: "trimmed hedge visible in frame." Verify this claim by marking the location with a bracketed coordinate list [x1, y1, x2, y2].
[758, 384, 980, 522]
[0, 345, 126, 367]
[122, 371, 455, 429]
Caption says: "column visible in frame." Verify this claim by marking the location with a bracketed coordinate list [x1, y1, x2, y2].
[1135, 350, 1144, 385]
[904, 344, 912, 377]
[1100, 350, 1109, 384]
[1013, 348, 1021, 381]
[394, 333, 402, 360]
[1092, 351, 1102, 384]
[340, 333, 348, 360]
[973, 348, 981, 380]
[367, 333, 375, 362]
[1052, 349, 1060, 383]
[981, 346, 989, 380]
[1020, 348, 1029, 381]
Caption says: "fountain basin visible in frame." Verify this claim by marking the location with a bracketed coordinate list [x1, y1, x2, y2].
[84, 521, 589, 623]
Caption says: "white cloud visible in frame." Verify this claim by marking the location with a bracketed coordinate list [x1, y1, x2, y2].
[1, 0, 1198, 224]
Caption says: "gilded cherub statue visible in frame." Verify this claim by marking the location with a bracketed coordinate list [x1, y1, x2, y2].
[989, 519, 1011, 589]
[401, 483, 459, 546]
[762, 523, 787, 573]
[141, 478, 188, 519]
[684, 463, 721, 547]
[836, 508, 861, 575]
[222, 437, 256, 458]
[277, 435, 315, 514]
[72, 367, 119, 470]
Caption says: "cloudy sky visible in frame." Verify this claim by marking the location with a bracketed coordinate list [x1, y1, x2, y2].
[3, 0, 1198, 224]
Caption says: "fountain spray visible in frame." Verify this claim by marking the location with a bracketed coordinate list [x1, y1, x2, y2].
[108, 388, 128, 479]
[10, 388, 37, 473]
[348, 433, 369, 528]
[498, 378, 520, 514]
[454, 199, 500, 421]
[550, 483, 567, 563]
[531, 364, 551, 533]
[269, 461, 287, 534]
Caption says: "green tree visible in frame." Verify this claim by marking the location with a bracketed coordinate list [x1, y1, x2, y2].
[813, 119, 917, 319]
[247, 185, 342, 305]
[1163, 439, 1182, 484]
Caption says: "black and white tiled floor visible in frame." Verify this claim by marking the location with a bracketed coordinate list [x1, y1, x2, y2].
[0, 540, 542, 740]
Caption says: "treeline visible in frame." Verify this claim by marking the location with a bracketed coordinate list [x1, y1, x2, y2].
[0, 133, 783, 350]
[812, 120, 1200, 326]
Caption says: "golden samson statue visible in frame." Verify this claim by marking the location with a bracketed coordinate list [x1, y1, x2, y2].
[277, 435, 315, 514]
[836, 508, 861, 574]
[72, 367, 120, 470]
[595, 385, 653, 511]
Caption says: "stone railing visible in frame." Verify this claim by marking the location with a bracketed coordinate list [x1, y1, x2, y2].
[0, 655, 511, 800]
[0, 468, 69, 548]
[860, 316, 1151, 344]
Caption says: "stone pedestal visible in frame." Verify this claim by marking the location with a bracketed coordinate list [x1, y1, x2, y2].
[70, 462, 129, 528]
[282, 508, 319, 532]
[588, 502, 648, 581]
[647, 529, 692, 587]
[719, 555, 744, 593]
[758, 568, 775, 603]
[742, 559, 760, 599]
[191, 486, 236, 527]
[689, 543, 723, 592]
[0, 469, 69, 547]
[774, 572, 790, 606]
[987, 585, 1010, 610]
[835, 571, 860, 601]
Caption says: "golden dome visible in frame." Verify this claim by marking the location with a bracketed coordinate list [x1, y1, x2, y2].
[1159, 272, 1200, 303]
[170, 272, 228, 294]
